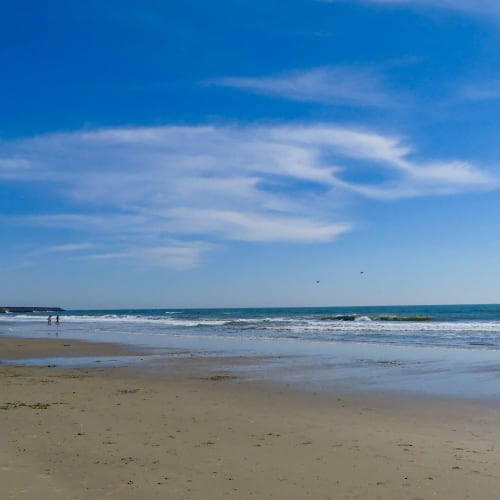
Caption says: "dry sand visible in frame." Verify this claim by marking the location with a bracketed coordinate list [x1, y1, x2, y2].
[2, 337, 500, 499]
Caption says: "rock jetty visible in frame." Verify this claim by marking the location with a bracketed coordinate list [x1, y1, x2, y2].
[0, 307, 64, 314]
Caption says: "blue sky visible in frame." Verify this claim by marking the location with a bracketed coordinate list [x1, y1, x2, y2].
[2, 0, 500, 308]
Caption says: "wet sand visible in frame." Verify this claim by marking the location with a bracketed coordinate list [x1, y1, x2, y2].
[2, 337, 500, 499]
[0, 337, 150, 360]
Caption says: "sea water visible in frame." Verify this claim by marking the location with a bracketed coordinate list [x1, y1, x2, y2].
[3, 305, 500, 400]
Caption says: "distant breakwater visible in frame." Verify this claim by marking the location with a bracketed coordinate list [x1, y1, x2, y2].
[0, 307, 64, 314]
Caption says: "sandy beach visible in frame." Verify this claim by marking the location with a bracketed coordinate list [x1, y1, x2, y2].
[2, 337, 500, 499]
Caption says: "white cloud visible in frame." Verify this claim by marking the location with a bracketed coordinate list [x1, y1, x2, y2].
[46, 243, 96, 253]
[137, 245, 205, 270]
[1, 123, 495, 268]
[76, 244, 206, 270]
[163, 208, 350, 243]
[208, 67, 393, 107]
[0, 157, 32, 180]
[459, 81, 500, 101]
[22, 214, 151, 233]
[0, 158, 31, 169]
[323, 0, 500, 16]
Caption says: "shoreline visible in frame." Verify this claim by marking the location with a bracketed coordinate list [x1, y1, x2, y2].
[2, 337, 500, 498]
[5, 330, 500, 405]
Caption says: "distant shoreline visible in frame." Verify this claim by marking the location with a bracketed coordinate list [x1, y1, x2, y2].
[0, 307, 64, 314]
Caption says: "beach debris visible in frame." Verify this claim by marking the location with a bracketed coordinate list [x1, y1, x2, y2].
[0, 401, 51, 410]
[200, 374, 240, 381]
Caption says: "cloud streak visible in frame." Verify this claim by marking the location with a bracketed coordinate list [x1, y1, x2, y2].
[323, 0, 500, 17]
[74, 244, 207, 270]
[459, 80, 500, 101]
[45, 243, 96, 253]
[208, 67, 393, 107]
[1, 123, 495, 268]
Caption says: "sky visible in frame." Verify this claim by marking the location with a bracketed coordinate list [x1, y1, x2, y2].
[1, 0, 500, 309]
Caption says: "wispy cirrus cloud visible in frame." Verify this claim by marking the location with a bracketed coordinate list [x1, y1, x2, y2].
[208, 66, 394, 107]
[0, 157, 31, 169]
[1, 123, 495, 269]
[0, 157, 32, 180]
[321, 0, 500, 17]
[45, 243, 96, 253]
[73, 244, 207, 270]
[459, 80, 500, 101]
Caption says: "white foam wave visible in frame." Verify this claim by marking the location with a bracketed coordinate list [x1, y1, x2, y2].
[277, 320, 500, 334]
[3, 313, 500, 336]
[0, 314, 44, 322]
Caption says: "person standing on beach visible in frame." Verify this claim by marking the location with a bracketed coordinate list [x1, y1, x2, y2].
[56, 315, 59, 325]
[48, 315, 52, 325]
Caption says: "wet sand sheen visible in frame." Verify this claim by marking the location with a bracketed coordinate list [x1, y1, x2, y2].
[2, 337, 500, 499]
[0, 337, 151, 359]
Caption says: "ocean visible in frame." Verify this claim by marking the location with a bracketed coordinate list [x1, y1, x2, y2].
[3, 304, 500, 400]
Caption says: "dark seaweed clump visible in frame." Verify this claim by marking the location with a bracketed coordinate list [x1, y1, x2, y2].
[375, 315, 434, 322]
[320, 315, 358, 321]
